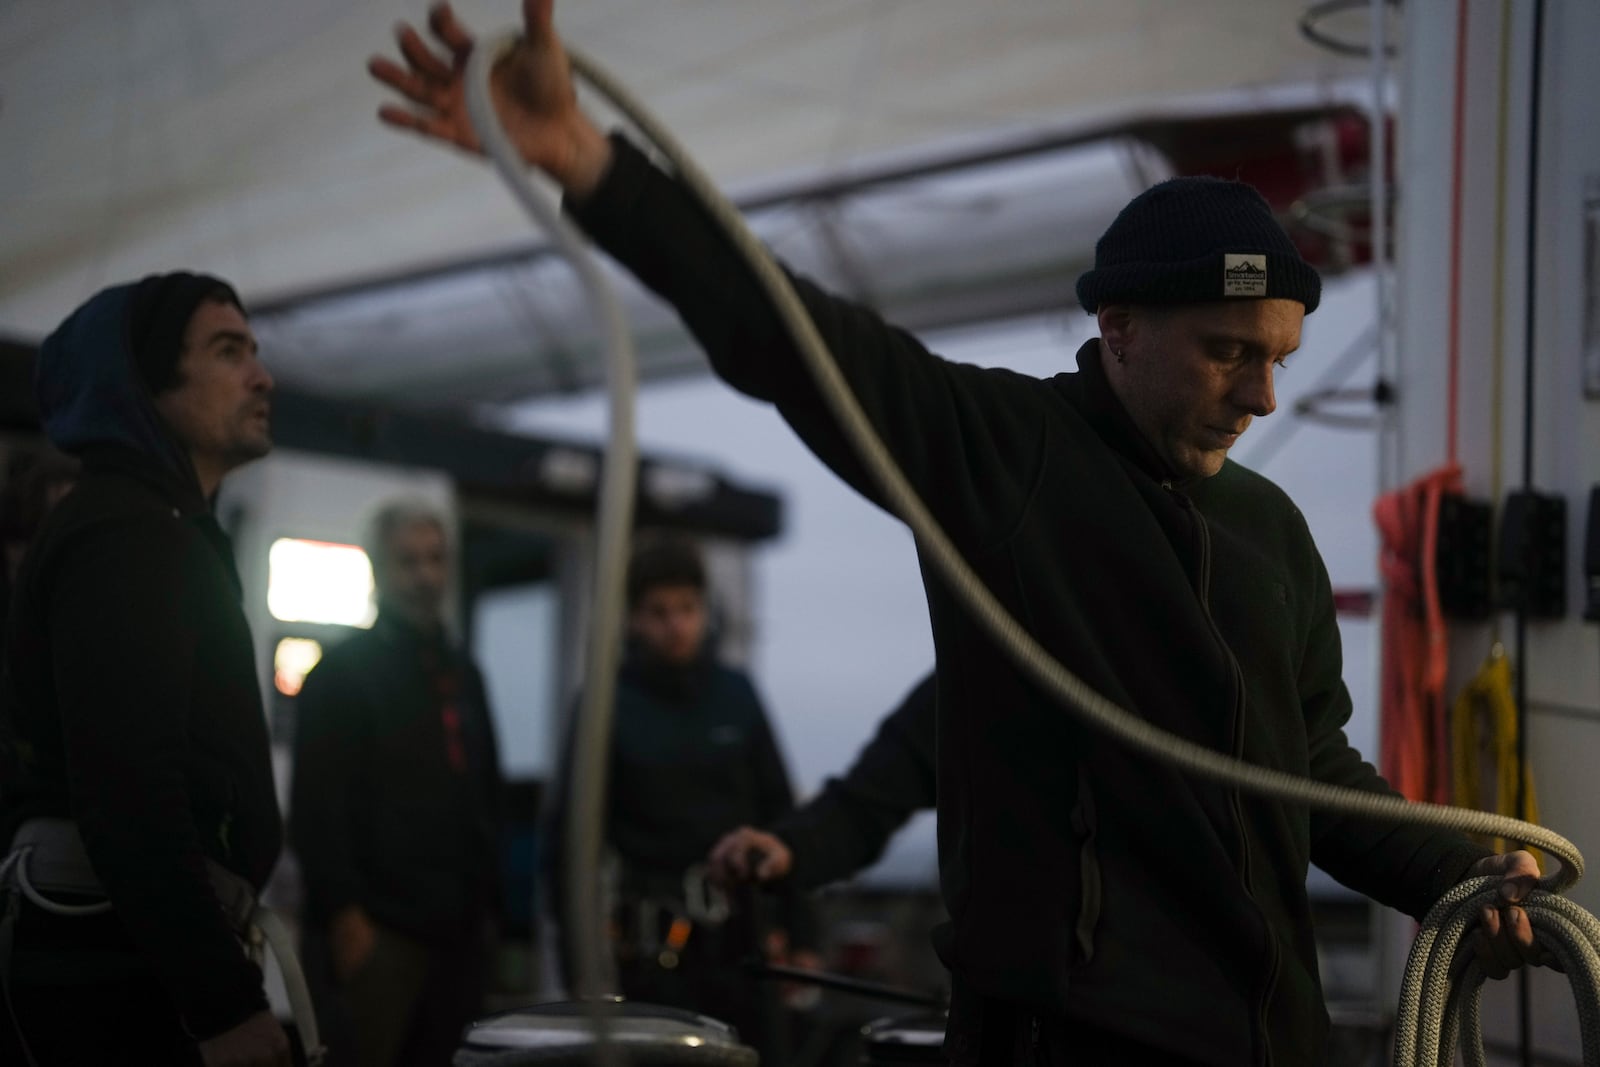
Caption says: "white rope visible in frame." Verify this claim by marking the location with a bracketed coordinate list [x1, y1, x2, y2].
[1397, 880, 1600, 1066]
[463, 35, 639, 1062]
[464, 29, 1600, 1066]
[252, 906, 326, 1067]
[0, 847, 112, 918]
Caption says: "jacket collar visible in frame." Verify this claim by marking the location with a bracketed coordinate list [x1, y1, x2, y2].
[78, 445, 244, 598]
[620, 638, 714, 704]
[1060, 339, 1194, 490]
[79, 443, 209, 517]
[373, 608, 452, 655]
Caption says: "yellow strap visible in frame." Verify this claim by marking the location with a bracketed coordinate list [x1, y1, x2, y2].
[1450, 652, 1544, 870]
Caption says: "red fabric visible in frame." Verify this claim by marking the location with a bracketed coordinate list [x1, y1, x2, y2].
[421, 645, 469, 773]
[1374, 465, 1461, 804]
[436, 670, 468, 773]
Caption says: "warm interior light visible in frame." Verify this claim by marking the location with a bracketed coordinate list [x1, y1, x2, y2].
[273, 637, 324, 697]
[267, 538, 376, 628]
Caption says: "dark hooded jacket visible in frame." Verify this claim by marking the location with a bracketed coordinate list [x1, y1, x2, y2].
[567, 135, 1490, 1066]
[290, 609, 505, 942]
[0, 283, 281, 1039]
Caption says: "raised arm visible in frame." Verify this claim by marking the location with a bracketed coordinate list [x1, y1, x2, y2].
[372, 1, 1054, 549]
[371, 1, 612, 197]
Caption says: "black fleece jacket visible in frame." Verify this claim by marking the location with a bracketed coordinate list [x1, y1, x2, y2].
[1, 449, 281, 1038]
[3, 278, 280, 1041]
[568, 135, 1490, 1066]
[290, 612, 504, 942]
[773, 673, 937, 892]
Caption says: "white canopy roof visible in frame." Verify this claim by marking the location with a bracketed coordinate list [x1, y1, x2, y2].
[1, 0, 1374, 403]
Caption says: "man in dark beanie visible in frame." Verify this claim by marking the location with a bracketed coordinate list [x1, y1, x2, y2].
[372, 11, 1546, 1065]
[0, 274, 291, 1065]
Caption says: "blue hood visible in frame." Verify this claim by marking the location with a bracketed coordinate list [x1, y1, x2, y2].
[36, 282, 196, 487]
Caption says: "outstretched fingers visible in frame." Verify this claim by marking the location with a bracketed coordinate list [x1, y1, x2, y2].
[524, 0, 557, 45]
[398, 21, 455, 81]
[430, 2, 477, 57]
[377, 103, 442, 137]
[369, 55, 436, 109]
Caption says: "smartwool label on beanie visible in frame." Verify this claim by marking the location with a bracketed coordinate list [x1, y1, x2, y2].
[1224, 254, 1268, 297]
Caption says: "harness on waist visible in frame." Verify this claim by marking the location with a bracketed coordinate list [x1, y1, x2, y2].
[0, 817, 324, 1066]
[612, 861, 737, 969]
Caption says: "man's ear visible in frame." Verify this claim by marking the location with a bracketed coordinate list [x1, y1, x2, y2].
[1096, 304, 1136, 354]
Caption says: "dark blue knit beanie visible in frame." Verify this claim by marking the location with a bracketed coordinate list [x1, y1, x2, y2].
[1075, 176, 1321, 314]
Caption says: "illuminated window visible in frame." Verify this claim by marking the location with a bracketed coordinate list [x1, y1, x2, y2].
[267, 538, 377, 628]
[274, 637, 324, 697]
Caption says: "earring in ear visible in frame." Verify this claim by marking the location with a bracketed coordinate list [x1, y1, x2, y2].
[1114, 348, 1126, 365]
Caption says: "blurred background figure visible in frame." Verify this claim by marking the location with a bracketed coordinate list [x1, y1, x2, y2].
[291, 500, 504, 1067]
[550, 532, 818, 1065]
[0, 446, 79, 637]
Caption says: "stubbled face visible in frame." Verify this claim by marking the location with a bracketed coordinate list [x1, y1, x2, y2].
[1098, 298, 1303, 480]
[153, 300, 274, 479]
[376, 519, 450, 628]
[629, 584, 708, 667]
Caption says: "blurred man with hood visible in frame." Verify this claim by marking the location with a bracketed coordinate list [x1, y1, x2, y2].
[0, 274, 290, 1065]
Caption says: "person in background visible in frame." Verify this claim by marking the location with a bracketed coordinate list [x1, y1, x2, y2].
[549, 533, 818, 1063]
[290, 501, 504, 1067]
[0, 447, 80, 639]
[1, 272, 289, 1065]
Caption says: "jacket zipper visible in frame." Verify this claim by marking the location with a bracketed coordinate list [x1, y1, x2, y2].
[1176, 489, 1279, 1066]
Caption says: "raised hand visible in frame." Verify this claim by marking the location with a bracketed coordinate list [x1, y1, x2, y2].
[370, 0, 612, 195]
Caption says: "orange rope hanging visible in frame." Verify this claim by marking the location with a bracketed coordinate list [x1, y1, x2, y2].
[1376, 465, 1462, 804]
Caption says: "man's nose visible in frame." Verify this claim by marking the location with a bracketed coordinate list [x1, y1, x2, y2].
[251, 355, 275, 394]
[1236, 362, 1276, 418]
